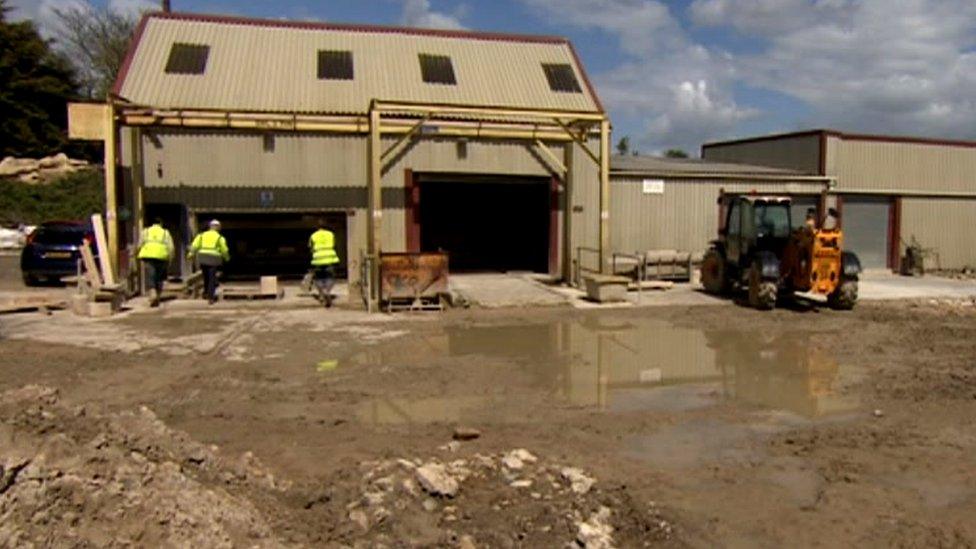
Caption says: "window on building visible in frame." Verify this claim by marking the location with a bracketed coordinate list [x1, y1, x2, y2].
[317, 50, 354, 80]
[419, 54, 456, 85]
[164, 43, 210, 74]
[542, 63, 582, 93]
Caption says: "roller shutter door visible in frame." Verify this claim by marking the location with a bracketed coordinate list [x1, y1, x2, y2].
[842, 197, 891, 269]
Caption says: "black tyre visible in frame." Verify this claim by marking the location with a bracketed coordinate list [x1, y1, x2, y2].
[748, 263, 777, 310]
[828, 279, 857, 310]
[701, 249, 728, 295]
[22, 272, 39, 287]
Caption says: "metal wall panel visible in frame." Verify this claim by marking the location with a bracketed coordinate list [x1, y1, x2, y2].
[702, 134, 821, 174]
[609, 177, 823, 255]
[121, 16, 600, 114]
[901, 198, 976, 269]
[841, 197, 891, 269]
[142, 130, 555, 189]
[831, 140, 976, 192]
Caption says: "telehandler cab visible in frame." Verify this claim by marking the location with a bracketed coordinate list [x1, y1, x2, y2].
[700, 193, 861, 310]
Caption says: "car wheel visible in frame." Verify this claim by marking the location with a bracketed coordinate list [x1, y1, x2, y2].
[22, 273, 39, 287]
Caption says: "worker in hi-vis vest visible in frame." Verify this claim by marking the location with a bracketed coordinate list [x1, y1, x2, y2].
[136, 217, 175, 308]
[187, 219, 230, 304]
[308, 219, 340, 307]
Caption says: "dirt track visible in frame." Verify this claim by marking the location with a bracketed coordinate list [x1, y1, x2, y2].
[1, 298, 975, 547]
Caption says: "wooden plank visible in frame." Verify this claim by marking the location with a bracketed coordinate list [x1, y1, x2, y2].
[0, 294, 67, 314]
[91, 214, 115, 286]
[80, 240, 103, 290]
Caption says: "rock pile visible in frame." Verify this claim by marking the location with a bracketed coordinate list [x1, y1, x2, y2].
[0, 385, 286, 548]
[0, 154, 92, 183]
[330, 446, 675, 548]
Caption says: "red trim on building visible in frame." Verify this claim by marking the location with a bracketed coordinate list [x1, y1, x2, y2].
[888, 197, 902, 271]
[114, 11, 605, 114]
[404, 169, 420, 253]
[835, 195, 844, 230]
[111, 13, 150, 97]
[817, 132, 827, 176]
[144, 11, 571, 44]
[565, 41, 605, 113]
[703, 128, 976, 152]
[549, 176, 560, 275]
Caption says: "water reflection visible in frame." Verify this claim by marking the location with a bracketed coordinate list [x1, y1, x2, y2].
[354, 315, 859, 424]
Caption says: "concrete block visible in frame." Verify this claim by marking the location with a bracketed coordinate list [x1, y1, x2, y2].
[87, 301, 113, 318]
[583, 274, 630, 303]
[260, 276, 278, 295]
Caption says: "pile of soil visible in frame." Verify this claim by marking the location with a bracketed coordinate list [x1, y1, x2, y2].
[319, 445, 674, 548]
[0, 385, 675, 547]
[0, 385, 285, 548]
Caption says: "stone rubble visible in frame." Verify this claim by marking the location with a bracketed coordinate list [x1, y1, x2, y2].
[0, 154, 92, 183]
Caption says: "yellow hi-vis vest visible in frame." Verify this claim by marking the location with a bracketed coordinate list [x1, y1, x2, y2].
[190, 229, 229, 261]
[309, 229, 339, 266]
[137, 224, 173, 260]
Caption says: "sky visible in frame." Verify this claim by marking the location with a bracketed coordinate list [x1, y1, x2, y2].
[8, 0, 976, 156]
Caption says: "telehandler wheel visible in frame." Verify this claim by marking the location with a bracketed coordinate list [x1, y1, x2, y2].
[828, 279, 858, 310]
[701, 249, 728, 295]
[748, 263, 777, 310]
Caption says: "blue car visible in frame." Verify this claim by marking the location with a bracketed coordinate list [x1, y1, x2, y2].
[20, 221, 94, 286]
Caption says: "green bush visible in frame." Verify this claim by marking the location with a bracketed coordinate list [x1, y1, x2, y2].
[0, 169, 103, 225]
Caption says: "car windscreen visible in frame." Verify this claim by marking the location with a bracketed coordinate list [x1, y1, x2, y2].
[31, 227, 87, 245]
[754, 204, 791, 238]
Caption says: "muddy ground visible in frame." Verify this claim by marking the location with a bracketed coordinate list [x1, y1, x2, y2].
[1, 292, 975, 547]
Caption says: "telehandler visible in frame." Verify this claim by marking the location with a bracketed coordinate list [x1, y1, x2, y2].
[700, 192, 861, 310]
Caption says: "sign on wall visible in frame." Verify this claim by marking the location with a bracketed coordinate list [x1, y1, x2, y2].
[642, 179, 665, 194]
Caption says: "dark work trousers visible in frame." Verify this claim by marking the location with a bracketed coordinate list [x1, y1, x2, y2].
[198, 254, 223, 303]
[142, 258, 167, 295]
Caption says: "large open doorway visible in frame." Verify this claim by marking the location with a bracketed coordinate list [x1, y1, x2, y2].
[192, 212, 347, 279]
[416, 175, 552, 273]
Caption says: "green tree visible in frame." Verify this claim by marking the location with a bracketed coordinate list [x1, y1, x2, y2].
[0, 0, 78, 158]
[53, 3, 142, 99]
[664, 148, 689, 158]
[615, 136, 630, 155]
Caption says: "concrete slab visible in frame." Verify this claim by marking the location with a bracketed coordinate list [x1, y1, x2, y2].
[858, 273, 976, 300]
[449, 273, 568, 308]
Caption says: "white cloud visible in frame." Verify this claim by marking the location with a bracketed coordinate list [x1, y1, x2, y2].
[692, 0, 976, 139]
[519, 0, 755, 154]
[399, 0, 466, 30]
[108, 0, 157, 18]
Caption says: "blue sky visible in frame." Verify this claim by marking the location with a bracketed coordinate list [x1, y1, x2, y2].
[10, 0, 976, 155]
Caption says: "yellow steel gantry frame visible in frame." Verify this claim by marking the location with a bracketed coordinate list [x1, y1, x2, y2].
[104, 100, 612, 310]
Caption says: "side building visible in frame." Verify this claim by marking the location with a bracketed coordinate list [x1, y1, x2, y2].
[608, 154, 830, 271]
[702, 130, 976, 271]
[108, 11, 611, 305]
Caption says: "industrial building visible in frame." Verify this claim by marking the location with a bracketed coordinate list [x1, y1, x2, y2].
[85, 11, 976, 309]
[703, 130, 976, 271]
[104, 11, 612, 307]
[608, 155, 830, 262]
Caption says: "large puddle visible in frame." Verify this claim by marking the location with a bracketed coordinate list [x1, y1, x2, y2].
[348, 314, 862, 424]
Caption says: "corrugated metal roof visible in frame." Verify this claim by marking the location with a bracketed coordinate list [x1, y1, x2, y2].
[115, 12, 602, 115]
[610, 154, 815, 177]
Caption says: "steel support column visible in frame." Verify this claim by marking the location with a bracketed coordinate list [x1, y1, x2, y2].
[599, 119, 611, 273]
[103, 101, 119, 278]
[366, 108, 382, 312]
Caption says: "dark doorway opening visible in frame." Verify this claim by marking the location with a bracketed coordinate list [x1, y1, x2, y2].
[193, 212, 347, 279]
[419, 176, 551, 272]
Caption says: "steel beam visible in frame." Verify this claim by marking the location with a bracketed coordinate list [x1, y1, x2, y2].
[599, 119, 611, 274]
[103, 101, 119, 278]
[367, 108, 382, 312]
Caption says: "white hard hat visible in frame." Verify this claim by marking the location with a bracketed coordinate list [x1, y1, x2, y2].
[209, 219, 221, 228]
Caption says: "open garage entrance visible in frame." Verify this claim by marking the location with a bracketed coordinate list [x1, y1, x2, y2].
[192, 212, 347, 279]
[413, 175, 554, 273]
